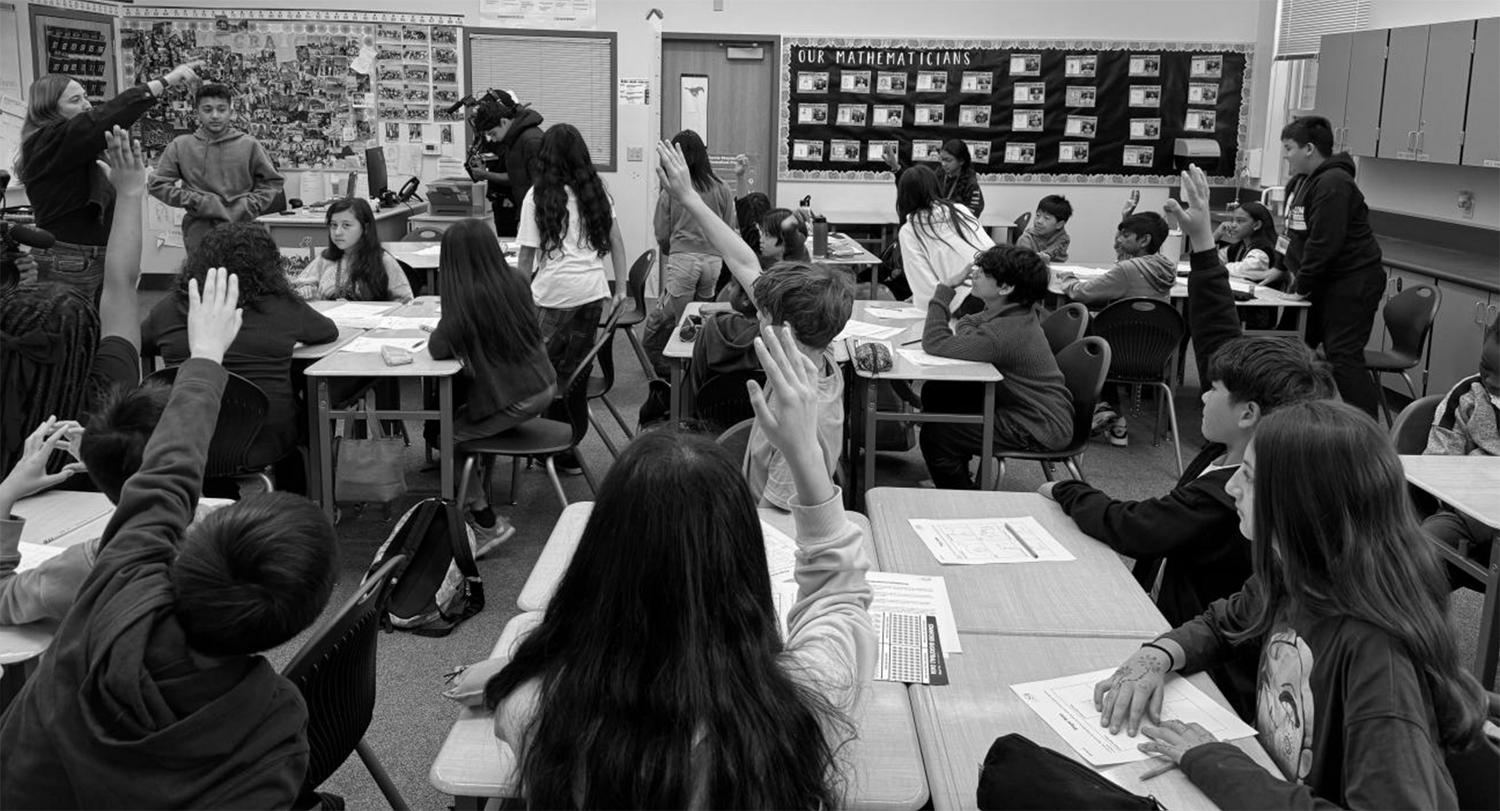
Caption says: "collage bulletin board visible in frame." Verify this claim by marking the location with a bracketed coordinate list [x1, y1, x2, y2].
[779, 37, 1253, 184]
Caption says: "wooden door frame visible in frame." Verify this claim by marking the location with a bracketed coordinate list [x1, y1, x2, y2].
[661, 32, 780, 201]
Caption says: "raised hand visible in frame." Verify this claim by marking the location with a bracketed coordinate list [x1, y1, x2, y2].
[165, 60, 205, 87]
[733, 153, 749, 177]
[654, 140, 696, 202]
[96, 126, 148, 197]
[1164, 164, 1216, 252]
[881, 143, 900, 171]
[1121, 188, 1140, 218]
[747, 325, 833, 506]
[0, 418, 87, 508]
[1093, 645, 1171, 736]
[187, 267, 243, 364]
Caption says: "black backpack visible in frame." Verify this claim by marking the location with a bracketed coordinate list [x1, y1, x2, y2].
[366, 497, 484, 637]
[976, 734, 1162, 810]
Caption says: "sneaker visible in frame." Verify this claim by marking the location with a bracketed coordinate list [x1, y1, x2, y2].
[1090, 402, 1118, 434]
[1108, 416, 1129, 447]
[554, 450, 584, 476]
[466, 510, 516, 557]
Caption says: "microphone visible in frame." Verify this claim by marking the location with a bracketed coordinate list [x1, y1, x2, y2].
[1, 222, 56, 250]
[445, 94, 477, 116]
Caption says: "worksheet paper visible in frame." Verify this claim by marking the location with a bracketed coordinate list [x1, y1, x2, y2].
[1011, 668, 1257, 766]
[872, 611, 948, 684]
[375, 316, 438, 331]
[321, 302, 396, 329]
[895, 348, 974, 367]
[773, 571, 962, 654]
[17, 542, 67, 572]
[762, 521, 798, 583]
[11, 492, 113, 544]
[863, 305, 926, 320]
[340, 337, 428, 354]
[834, 320, 906, 341]
[908, 517, 1074, 564]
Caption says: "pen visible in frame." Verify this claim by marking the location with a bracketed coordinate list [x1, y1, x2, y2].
[1005, 524, 1038, 559]
[901, 338, 922, 346]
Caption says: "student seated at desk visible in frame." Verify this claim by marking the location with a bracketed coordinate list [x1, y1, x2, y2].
[896, 164, 993, 312]
[686, 280, 760, 401]
[427, 219, 556, 555]
[756, 206, 811, 268]
[1094, 399, 1487, 809]
[142, 222, 339, 494]
[1015, 194, 1072, 263]
[0, 269, 340, 808]
[1214, 202, 1283, 286]
[918, 245, 1073, 490]
[290, 197, 413, 303]
[1056, 211, 1175, 306]
[483, 325, 874, 808]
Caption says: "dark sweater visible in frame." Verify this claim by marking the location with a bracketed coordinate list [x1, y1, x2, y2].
[22, 84, 158, 245]
[428, 319, 555, 420]
[922, 285, 1072, 450]
[494, 107, 545, 208]
[1165, 578, 1459, 809]
[142, 293, 338, 464]
[0, 359, 310, 808]
[687, 310, 760, 396]
[1283, 156, 1384, 295]
[891, 164, 985, 217]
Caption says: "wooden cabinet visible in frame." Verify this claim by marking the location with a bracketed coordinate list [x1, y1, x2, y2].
[1379, 26, 1429, 160]
[1417, 21, 1477, 164]
[1463, 17, 1500, 167]
[1427, 282, 1495, 397]
[1314, 33, 1353, 149]
[1344, 30, 1388, 156]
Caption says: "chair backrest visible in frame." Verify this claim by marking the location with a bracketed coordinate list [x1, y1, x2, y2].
[716, 417, 755, 466]
[1390, 394, 1442, 455]
[694, 370, 767, 434]
[627, 249, 657, 318]
[1013, 210, 1031, 233]
[404, 228, 443, 242]
[145, 366, 269, 477]
[1088, 297, 1186, 383]
[280, 554, 406, 795]
[1041, 303, 1090, 356]
[1382, 283, 1441, 361]
[558, 303, 627, 444]
[1055, 337, 1113, 447]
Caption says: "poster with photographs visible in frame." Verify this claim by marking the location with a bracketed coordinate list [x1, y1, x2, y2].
[781, 38, 1250, 180]
[1059, 142, 1090, 163]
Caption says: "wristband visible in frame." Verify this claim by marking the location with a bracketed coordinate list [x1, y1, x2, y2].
[1141, 641, 1177, 671]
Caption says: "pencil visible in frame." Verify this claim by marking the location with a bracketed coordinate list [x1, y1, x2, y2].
[1005, 523, 1038, 559]
[901, 338, 922, 346]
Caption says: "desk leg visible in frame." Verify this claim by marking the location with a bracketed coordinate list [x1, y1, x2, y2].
[669, 360, 684, 425]
[305, 374, 321, 506]
[317, 379, 335, 521]
[440, 377, 455, 502]
[863, 377, 877, 497]
[868, 261, 878, 300]
[979, 382, 996, 489]
[1476, 538, 1500, 686]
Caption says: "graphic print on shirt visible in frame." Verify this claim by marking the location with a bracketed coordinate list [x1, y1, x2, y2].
[1256, 629, 1316, 782]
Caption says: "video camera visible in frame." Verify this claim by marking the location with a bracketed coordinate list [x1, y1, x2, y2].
[443, 88, 508, 117]
[1, 171, 56, 288]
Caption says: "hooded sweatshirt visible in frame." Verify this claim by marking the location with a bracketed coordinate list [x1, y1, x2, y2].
[494, 106, 545, 208]
[1283, 155, 1383, 296]
[1062, 250, 1176, 306]
[148, 126, 285, 252]
[0, 359, 310, 809]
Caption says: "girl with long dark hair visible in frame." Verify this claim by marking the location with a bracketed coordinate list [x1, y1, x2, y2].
[895, 164, 993, 311]
[641, 129, 735, 376]
[1095, 400, 1486, 808]
[485, 324, 873, 808]
[881, 137, 985, 216]
[292, 198, 413, 302]
[1215, 201, 1282, 283]
[427, 219, 555, 550]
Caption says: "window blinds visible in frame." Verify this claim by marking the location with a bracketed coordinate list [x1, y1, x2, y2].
[1275, 0, 1372, 59]
[467, 32, 616, 169]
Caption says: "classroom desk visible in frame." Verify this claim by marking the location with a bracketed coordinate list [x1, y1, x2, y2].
[910, 632, 1278, 811]
[1048, 263, 1311, 338]
[818, 233, 883, 299]
[383, 240, 519, 296]
[304, 298, 461, 520]
[257, 202, 427, 248]
[866, 488, 1169, 638]
[847, 301, 1001, 494]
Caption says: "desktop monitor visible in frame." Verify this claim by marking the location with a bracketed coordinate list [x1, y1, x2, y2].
[366, 146, 389, 200]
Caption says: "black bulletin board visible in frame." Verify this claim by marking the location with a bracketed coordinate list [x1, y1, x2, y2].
[779, 37, 1252, 184]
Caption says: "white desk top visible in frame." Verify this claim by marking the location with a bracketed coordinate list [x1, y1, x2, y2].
[257, 201, 426, 226]
[846, 300, 1001, 383]
[0, 490, 115, 666]
[1050, 263, 1310, 309]
[384, 240, 518, 270]
[1401, 454, 1500, 529]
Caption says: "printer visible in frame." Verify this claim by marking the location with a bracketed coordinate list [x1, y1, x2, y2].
[426, 178, 491, 216]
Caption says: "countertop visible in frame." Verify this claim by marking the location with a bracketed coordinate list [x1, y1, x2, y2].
[1378, 236, 1499, 292]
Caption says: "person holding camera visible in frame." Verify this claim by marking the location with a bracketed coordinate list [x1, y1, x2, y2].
[465, 90, 543, 237]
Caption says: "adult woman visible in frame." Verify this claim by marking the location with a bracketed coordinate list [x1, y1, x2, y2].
[484, 325, 873, 808]
[642, 129, 734, 376]
[883, 138, 985, 216]
[1094, 400, 1485, 808]
[292, 198, 413, 302]
[896, 164, 993, 312]
[17, 61, 200, 298]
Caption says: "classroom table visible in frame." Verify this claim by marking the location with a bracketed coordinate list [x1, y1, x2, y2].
[383, 239, 519, 296]
[910, 632, 1278, 811]
[257, 202, 427, 248]
[818, 232, 884, 299]
[1048, 263, 1312, 339]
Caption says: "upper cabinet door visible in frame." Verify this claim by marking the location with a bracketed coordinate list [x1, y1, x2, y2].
[1345, 29, 1390, 156]
[1377, 26, 1429, 159]
[1417, 20, 1476, 164]
[1315, 33, 1354, 131]
[1462, 17, 1499, 167]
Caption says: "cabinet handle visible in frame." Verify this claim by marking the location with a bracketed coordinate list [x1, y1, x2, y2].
[1477, 301, 1487, 325]
[1407, 131, 1417, 152]
[1416, 130, 1424, 154]
[1395, 276, 1404, 293]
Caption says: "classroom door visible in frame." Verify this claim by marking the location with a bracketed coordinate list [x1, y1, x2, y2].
[662, 37, 776, 202]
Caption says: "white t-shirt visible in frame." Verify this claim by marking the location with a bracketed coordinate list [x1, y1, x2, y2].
[517, 186, 613, 309]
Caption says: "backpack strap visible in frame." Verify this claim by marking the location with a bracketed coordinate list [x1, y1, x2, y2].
[442, 499, 485, 617]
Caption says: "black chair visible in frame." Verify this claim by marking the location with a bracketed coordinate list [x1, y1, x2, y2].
[1089, 298, 1187, 475]
[1041, 303, 1089, 356]
[693, 370, 767, 435]
[989, 337, 1111, 487]
[601, 249, 656, 378]
[456, 305, 625, 509]
[1366, 283, 1441, 425]
[281, 555, 409, 810]
[1390, 394, 1442, 455]
[1448, 735, 1500, 810]
[145, 367, 279, 492]
[586, 320, 630, 458]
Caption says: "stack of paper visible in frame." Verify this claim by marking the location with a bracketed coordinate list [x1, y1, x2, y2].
[864, 305, 926, 320]
[340, 336, 428, 354]
[908, 517, 1075, 564]
[896, 348, 974, 367]
[321, 302, 396, 329]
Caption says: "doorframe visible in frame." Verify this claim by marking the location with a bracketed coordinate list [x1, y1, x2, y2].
[661, 32, 780, 202]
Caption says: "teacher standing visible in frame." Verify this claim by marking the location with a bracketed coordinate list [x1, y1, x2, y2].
[16, 61, 201, 299]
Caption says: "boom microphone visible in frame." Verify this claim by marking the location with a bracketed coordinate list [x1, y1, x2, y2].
[1, 223, 56, 250]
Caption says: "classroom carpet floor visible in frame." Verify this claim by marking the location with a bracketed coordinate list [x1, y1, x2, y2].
[137, 291, 1493, 809]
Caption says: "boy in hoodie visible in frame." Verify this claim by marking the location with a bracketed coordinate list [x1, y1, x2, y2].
[1015, 194, 1073, 262]
[1280, 115, 1386, 417]
[0, 268, 339, 808]
[466, 90, 544, 237]
[148, 84, 284, 254]
[1057, 211, 1176, 306]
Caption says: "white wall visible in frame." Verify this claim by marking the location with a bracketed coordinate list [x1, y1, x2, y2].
[8, 0, 1277, 265]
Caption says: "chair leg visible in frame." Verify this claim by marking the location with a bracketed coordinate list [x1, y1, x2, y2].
[456, 455, 476, 510]
[1399, 370, 1419, 400]
[1157, 383, 1183, 476]
[508, 456, 521, 505]
[543, 456, 569, 509]
[1370, 369, 1393, 426]
[1064, 456, 1085, 482]
[601, 394, 634, 439]
[354, 739, 411, 811]
[1039, 461, 1056, 482]
[623, 326, 653, 378]
[988, 457, 1008, 490]
[257, 470, 275, 493]
[589, 412, 621, 459]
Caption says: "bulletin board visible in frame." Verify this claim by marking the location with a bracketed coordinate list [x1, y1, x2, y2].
[118, 7, 465, 171]
[780, 37, 1253, 184]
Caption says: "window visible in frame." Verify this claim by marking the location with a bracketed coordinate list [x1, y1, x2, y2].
[1275, 0, 1371, 59]
[466, 30, 616, 170]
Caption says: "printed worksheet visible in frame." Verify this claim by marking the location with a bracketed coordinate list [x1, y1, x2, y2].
[908, 517, 1074, 564]
[873, 611, 947, 684]
[834, 320, 906, 341]
[10, 492, 114, 544]
[762, 521, 798, 583]
[375, 316, 439, 330]
[895, 348, 973, 367]
[1011, 668, 1257, 766]
[340, 336, 428, 354]
[321, 302, 397, 329]
[863, 305, 926, 320]
[867, 571, 961, 654]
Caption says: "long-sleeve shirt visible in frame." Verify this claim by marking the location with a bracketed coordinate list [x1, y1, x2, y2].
[148, 127, 284, 251]
[1061, 252, 1176, 306]
[291, 251, 414, 303]
[1163, 578, 1460, 810]
[428, 318, 555, 422]
[1283, 156, 1384, 295]
[898, 204, 993, 312]
[1424, 375, 1500, 457]
[1016, 226, 1070, 262]
[0, 359, 311, 808]
[654, 180, 734, 256]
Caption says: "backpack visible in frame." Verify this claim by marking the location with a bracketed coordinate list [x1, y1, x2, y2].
[366, 497, 484, 637]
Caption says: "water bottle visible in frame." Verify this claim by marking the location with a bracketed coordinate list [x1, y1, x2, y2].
[812, 215, 829, 258]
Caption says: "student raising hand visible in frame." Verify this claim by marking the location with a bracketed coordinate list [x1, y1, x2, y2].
[1164, 165, 1216, 254]
[654, 140, 696, 203]
[186, 267, 243, 364]
[747, 324, 835, 507]
[95, 125, 147, 194]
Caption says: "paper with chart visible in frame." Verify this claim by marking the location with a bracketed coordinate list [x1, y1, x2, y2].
[896, 348, 974, 367]
[1011, 668, 1257, 766]
[867, 572, 961, 654]
[908, 517, 1074, 564]
[762, 521, 798, 583]
[872, 610, 947, 684]
[340, 336, 428, 354]
[835, 320, 906, 341]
